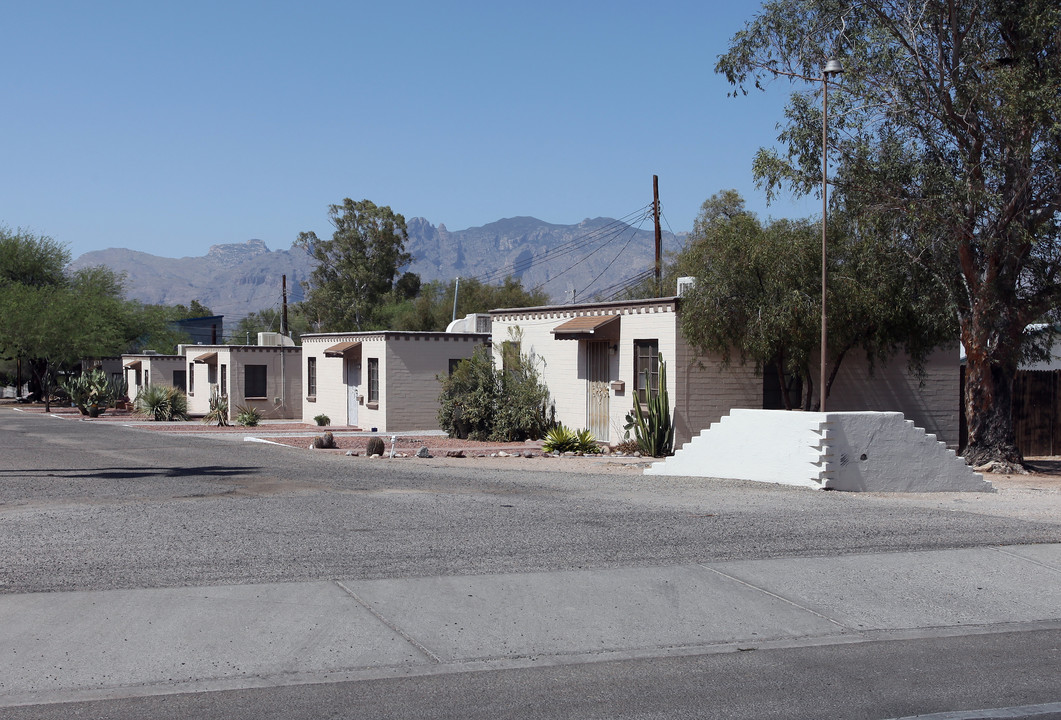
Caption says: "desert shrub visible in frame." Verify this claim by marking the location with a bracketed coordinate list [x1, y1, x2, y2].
[235, 404, 262, 427]
[202, 388, 229, 426]
[437, 335, 551, 442]
[135, 384, 189, 422]
[314, 414, 330, 426]
[365, 436, 386, 456]
[542, 424, 601, 454]
[312, 432, 336, 449]
[624, 353, 674, 457]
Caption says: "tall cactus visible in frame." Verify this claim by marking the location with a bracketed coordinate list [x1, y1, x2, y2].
[624, 353, 674, 457]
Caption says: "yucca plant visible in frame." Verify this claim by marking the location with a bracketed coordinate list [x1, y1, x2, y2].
[624, 353, 674, 457]
[135, 384, 189, 422]
[202, 388, 229, 426]
[235, 404, 262, 427]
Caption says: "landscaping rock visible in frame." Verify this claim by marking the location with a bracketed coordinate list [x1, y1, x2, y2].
[416, 447, 432, 458]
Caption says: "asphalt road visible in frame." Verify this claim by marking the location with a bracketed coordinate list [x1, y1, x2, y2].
[2, 409, 1061, 719]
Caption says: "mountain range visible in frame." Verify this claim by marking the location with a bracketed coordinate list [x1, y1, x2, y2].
[70, 216, 684, 319]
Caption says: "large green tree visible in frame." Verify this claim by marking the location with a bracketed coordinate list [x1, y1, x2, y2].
[679, 191, 951, 410]
[0, 227, 167, 409]
[296, 199, 412, 331]
[717, 0, 1061, 469]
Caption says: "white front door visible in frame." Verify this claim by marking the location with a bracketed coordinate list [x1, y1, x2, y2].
[346, 358, 360, 427]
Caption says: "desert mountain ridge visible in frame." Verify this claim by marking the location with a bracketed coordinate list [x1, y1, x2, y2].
[70, 216, 684, 319]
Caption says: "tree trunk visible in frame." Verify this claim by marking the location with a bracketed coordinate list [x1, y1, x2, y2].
[962, 352, 1024, 472]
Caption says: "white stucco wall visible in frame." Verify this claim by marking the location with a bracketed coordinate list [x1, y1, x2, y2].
[492, 298, 962, 450]
[302, 332, 488, 431]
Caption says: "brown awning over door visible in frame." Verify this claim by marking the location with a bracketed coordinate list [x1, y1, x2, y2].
[551, 314, 620, 338]
[123, 360, 142, 369]
[323, 340, 362, 357]
[192, 352, 218, 364]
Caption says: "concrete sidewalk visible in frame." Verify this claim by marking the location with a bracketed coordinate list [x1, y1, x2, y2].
[2, 544, 1060, 708]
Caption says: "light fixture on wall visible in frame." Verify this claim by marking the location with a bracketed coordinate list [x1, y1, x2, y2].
[610, 343, 619, 355]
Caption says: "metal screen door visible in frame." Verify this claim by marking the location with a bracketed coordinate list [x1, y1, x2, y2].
[586, 341, 610, 442]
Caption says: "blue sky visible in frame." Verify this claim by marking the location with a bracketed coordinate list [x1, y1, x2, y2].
[2, 1, 817, 260]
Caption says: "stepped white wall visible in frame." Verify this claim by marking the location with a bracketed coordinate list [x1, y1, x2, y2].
[646, 409, 993, 493]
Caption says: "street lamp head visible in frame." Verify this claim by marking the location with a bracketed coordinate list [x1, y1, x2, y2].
[823, 59, 845, 76]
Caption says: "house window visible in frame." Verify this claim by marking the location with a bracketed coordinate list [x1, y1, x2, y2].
[634, 340, 659, 404]
[245, 365, 267, 398]
[367, 358, 379, 403]
[448, 358, 462, 376]
[307, 357, 317, 396]
[188, 363, 194, 394]
[144, 370, 149, 386]
[173, 370, 187, 393]
[220, 364, 227, 397]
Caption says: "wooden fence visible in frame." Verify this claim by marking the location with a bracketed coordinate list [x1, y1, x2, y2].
[961, 369, 1061, 456]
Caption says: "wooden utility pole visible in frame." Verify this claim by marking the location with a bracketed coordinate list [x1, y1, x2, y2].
[653, 175, 662, 297]
[281, 275, 289, 336]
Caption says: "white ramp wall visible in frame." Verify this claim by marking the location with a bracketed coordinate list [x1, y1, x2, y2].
[645, 409, 993, 493]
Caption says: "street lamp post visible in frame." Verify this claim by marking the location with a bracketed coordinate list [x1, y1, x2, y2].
[820, 58, 844, 411]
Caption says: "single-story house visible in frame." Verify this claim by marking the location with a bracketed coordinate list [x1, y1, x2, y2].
[301, 330, 490, 431]
[122, 352, 189, 399]
[184, 343, 302, 421]
[490, 296, 961, 448]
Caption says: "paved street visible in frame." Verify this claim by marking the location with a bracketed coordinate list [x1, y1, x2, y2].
[2, 409, 1060, 718]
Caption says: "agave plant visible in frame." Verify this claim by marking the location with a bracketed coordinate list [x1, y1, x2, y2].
[542, 424, 601, 454]
[135, 384, 190, 422]
[624, 353, 674, 457]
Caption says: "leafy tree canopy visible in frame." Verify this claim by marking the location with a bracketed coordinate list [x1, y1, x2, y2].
[0, 226, 175, 406]
[296, 199, 411, 331]
[678, 191, 952, 409]
[717, 0, 1061, 468]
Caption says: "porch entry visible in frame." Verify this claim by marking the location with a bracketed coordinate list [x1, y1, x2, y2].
[586, 341, 610, 442]
[346, 358, 360, 427]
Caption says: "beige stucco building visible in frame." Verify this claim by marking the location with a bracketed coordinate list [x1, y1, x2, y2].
[301, 331, 489, 431]
[183, 344, 303, 421]
[122, 353, 188, 399]
[490, 297, 961, 448]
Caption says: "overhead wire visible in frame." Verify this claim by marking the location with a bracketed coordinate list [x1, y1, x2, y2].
[469, 204, 655, 287]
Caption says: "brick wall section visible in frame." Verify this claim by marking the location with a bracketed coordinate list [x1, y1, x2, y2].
[302, 332, 489, 431]
[824, 345, 960, 446]
[180, 346, 303, 420]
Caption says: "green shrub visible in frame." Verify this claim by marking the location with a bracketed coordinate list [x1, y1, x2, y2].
[314, 414, 331, 426]
[624, 353, 674, 457]
[202, 389, 229, 426]
[135, 384, 190, 422]
[235, 404, 262, 427]
[542, 424, 601, 454]
[437, 332, 552, 442]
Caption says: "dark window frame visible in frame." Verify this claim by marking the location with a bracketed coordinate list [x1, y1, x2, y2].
[367, 357, 379, 404]
[307, 357, 317, 397]
[245, 364, 268, 398]
[633, 339, 659, 405]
